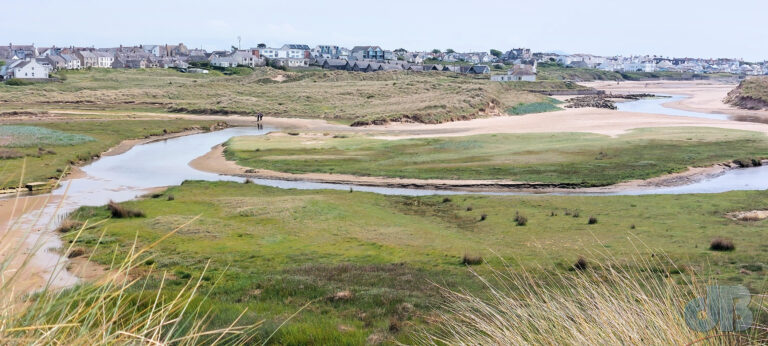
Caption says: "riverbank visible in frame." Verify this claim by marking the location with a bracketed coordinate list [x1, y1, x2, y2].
[190, 143, 739, 193]
[583, 80, 768, 122]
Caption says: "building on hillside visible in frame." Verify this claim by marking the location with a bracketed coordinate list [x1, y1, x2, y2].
[466, 64, 491, 74]
[94, 51, 115, 68]
[350, 46, 385, 61]
[75, 50, 98, 68]
[60, 53, 82, 69]
[491, 64, 537, 82]
[3, 59, 49, 79]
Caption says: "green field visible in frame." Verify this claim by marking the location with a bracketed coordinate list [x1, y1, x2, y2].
[0, 119, 217, 189]
[225, 127, 768, 187]
[0, 68, 581, 125]
[66, 181, 768, 344]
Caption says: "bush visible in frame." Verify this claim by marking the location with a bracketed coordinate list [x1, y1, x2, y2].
[56, 219, 84, 233]
[442, 197, 452, 203]
[107, 201, 145, 218]
[514, 212, 528, 226]
[67, 247, 86, 258]
[709, 237, 735, 251]
[4, 78, 34, 86]
[588, 216, 598, 225]
[573, 257, 589, 271]
[462, 253, 483, 265]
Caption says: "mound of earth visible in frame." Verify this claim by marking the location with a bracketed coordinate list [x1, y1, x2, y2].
[725, 77, 768, 110]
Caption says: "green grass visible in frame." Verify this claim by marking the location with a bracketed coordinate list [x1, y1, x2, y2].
[0, 68, 554, 125]
[0, 119, 217, 188]
[0, 125, 94, 147]
[226, 127, 768, 186]
[506, 98, 562, 115]
[66, 180, 768, 344]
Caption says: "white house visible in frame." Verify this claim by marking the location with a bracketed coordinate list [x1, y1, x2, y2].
[4, 59, 49, 79]
[491, 64, 536, 82]
[60, 53, 82, 69]
[94, 51, 115, 68]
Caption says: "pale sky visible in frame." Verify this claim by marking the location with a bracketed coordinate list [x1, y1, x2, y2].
[5, 0, 767, 61]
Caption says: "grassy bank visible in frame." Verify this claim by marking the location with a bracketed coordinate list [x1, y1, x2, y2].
[225, 127, 768, 186]
[0, 119, 218, 188]
[726, 76, 768, 110]
[0, 68, 569, 125]
[65, 181, 768, 343]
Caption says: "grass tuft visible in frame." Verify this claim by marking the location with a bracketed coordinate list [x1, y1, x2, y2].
[107, 200, 145, 218]
[709, 237, 735, 251]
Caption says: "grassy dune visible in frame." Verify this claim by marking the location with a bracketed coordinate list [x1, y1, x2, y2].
[226, 127, 768, 186]
[0, 68, 584, 124]
[0, 119, 217, 189]
[726, 76, 768, 110]
[66, 181, 768, 343]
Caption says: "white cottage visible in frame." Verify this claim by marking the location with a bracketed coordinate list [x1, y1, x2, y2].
[4, 59, 49, 79]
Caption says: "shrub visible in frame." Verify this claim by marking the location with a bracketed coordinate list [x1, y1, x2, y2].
[462, 253, 483, 265]
[442, 197, 452, 203]
[55, 219, 83, 233]
[514, 212, 528, 226]
[573, 257, 589, 271]
[588, 216, 598, 225]
[67, 247, 86, 258]
[4, 78, 34, 86]
[709, 237, 735, 251]
[107, 201, 145, 218]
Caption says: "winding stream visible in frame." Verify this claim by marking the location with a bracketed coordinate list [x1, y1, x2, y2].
[7, 95, 768, 289]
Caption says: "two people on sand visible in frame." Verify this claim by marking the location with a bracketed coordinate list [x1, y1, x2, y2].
[255, 112, 264, 122]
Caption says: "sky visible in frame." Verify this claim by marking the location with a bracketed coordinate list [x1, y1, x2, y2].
[4, 0, 768, 61]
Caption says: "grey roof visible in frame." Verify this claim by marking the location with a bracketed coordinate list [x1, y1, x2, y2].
[283, 44, 310, 50]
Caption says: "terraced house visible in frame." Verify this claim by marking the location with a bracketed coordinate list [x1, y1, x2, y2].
[350, 46, 385, 60]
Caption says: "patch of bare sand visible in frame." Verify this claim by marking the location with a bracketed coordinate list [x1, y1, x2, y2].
[189, 144, 735, 193]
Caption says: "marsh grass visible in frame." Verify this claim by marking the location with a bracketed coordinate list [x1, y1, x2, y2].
[107, 200, 145, 218]
[420, 254, 768, 345]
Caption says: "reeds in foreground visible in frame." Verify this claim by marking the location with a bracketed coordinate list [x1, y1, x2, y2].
[420, 254, 768, 345]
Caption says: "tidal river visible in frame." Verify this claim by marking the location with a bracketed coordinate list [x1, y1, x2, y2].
[6, 95, 768, 289]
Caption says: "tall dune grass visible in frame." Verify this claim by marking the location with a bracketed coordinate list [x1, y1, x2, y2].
[420, 254, 768, 345]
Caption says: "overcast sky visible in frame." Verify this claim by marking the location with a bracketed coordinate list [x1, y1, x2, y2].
[4, 0, 767, 61]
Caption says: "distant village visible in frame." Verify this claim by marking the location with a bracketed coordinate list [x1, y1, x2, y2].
[1, 42, 767, 82]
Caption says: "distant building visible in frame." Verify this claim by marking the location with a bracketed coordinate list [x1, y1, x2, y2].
[3, 59, 49, 79]
[350, 46, 385, 61]
[75, 50, 97, 68]
[491, 63, 537, 82]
